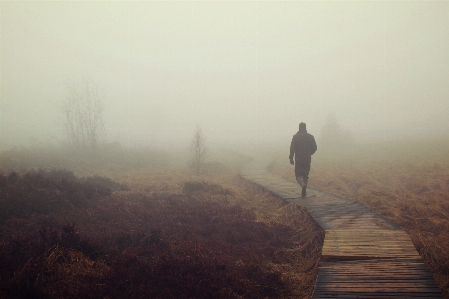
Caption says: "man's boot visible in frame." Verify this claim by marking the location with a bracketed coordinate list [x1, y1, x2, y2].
[301, 178, 308, 197]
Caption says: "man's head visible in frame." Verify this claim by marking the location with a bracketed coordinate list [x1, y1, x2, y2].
[299, 122, 306, 131]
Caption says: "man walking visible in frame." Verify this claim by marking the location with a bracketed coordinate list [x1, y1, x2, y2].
[289, 122, 317, 197]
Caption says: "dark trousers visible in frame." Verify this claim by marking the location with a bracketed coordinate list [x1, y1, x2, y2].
[295, 161, 310, 187]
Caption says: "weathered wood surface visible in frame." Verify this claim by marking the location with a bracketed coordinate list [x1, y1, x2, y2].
[240, 157, 443, 298]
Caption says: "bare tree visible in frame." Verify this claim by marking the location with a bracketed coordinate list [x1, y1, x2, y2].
[190, 126, 207, 175]
[60, 79, 105, 151]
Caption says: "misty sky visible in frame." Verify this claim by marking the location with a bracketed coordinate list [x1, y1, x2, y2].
[1, 1, 448, 148]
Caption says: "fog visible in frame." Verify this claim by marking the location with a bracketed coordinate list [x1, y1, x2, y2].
[1, 1, 448, 150]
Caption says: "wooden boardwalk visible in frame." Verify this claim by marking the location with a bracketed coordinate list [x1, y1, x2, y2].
[240, 157, 443, 299]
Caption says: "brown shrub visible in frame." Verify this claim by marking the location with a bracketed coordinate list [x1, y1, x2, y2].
[0, 166, 322, 298]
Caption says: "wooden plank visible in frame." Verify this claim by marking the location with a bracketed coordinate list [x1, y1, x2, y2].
[314, 259, 442, 298]
[321, 229, 422, 259]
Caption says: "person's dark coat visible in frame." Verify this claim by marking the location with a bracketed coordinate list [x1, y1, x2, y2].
[289, 129, 317, 177]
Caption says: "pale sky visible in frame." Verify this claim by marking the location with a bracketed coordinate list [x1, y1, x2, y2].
[1, 1, 448, 148]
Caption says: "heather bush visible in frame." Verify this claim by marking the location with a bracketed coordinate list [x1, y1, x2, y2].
[0, 197, 301, 298]
[183, 180, 234, 196]
[0, 167, 322, 298]
[0, 170, 129, 223]
[0, 145, 170, 174]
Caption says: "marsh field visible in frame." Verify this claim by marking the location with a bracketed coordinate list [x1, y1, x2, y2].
[1, 139, 448, 299]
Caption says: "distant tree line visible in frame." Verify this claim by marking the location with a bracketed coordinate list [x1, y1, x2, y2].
[319, 114, 354, 152]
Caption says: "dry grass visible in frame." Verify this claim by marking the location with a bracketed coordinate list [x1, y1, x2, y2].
[0, 146, 322, 298]
[103, 166, 324, 298]
[271, 138, 449, 298]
